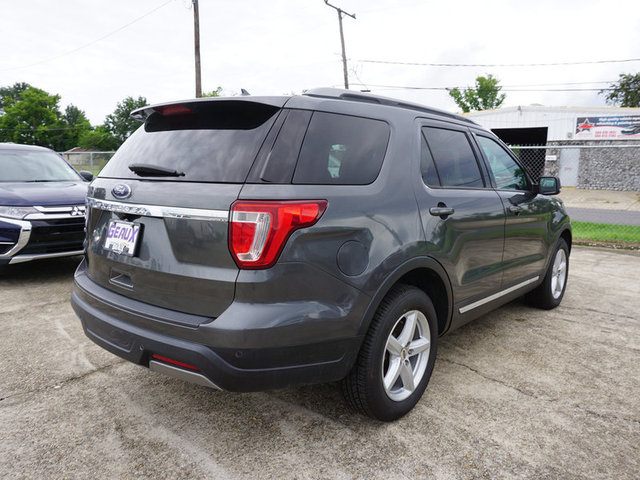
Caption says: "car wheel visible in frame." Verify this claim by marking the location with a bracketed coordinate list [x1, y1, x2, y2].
[526, 238, 569, 310]
[341, 284, 438, 421]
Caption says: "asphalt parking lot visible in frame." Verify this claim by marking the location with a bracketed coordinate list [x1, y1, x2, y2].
[1, 246, 638, 480]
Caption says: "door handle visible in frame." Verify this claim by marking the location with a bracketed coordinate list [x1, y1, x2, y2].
[509, 205, 522, 215]
[429, 207, 455, 217]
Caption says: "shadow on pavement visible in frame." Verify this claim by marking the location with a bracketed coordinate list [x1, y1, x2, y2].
[0, 256, 82, 283]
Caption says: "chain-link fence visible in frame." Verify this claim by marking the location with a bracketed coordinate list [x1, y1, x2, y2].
[58, 146, 640, 248]
[511, 143, 640, 248]
[60, 151, 115, 176]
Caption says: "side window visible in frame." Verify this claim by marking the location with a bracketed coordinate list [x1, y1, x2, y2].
[293, 112, 390, 185]
[421, 127, 484, 188]
[247, 109, 312, 184]
[476, 136, 528, 190]
[420, 133, 440, 186]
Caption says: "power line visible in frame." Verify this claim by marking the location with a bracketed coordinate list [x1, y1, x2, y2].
[348, 83, 615, 93]
[0, 126, 93, 132]
[2, 0, 174, 72]
[356, 57, 640, 68]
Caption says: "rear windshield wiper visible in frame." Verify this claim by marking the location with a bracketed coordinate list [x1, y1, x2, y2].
[128, 163, 185, 177]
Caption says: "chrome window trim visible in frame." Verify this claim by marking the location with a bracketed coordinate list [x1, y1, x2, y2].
[0, 217, 32, 258]
[459, 276, 540, 314]
[87, 198, 229, 222]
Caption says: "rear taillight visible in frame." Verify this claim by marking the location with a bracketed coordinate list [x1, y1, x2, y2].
[229, 200, 327, 269]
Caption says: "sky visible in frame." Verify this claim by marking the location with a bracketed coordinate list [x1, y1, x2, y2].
[1, 0, 639, 125]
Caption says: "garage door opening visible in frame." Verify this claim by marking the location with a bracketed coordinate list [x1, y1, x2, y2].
[491, 127, 548, 180]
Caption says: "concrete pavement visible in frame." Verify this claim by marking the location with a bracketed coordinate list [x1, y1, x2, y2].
[558, 187, 640, 211]
[1, 250, 639, 479]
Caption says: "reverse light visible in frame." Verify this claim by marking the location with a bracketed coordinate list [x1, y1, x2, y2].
[229, 200, 328, 269]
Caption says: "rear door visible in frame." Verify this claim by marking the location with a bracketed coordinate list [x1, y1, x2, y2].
[414, 121, 505, 314]
[84, 99, 283, 320]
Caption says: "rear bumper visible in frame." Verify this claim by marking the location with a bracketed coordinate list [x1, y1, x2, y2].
[71, 261, 364, 392]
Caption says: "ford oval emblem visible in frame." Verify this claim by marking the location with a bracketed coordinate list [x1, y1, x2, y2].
[112, 184, 132, 199]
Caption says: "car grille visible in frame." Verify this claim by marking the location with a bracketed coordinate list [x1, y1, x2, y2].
[20, 205, 86, 255]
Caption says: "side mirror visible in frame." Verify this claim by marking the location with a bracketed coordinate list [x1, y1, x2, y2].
[537, 176, 561, 195]
[79, 171, 94, 182]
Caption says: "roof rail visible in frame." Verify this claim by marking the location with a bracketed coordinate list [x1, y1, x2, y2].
[303, 88, 477, 125]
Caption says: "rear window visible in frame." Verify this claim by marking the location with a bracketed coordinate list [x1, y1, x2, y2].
[292, 112, 390, 185]
[99, 101, 280, 183]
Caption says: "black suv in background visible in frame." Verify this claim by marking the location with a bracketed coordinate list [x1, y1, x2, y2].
[71, 89, 571, 421]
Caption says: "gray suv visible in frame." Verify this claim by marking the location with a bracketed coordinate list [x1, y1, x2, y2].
[71, 88, 571, 421]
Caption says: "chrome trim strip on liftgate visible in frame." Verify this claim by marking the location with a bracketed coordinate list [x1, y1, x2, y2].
[459, 276, 540, 314]
[87, 198, 229, 222]
[149, 360, 223, 390]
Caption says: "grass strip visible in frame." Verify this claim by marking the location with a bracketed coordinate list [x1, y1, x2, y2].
[572, 221, 640, 244]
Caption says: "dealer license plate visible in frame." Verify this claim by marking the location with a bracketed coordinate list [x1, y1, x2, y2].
[104, 221, 142, 256]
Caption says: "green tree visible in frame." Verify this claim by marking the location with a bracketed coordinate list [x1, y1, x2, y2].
[0, 85, 67, 149]
[449, 74, 506, 113]
[0, 82, 29, 111]
[202, 87, 223, 97]
[60, 104, 92, 149]
[600, 73, 640, 107]
[78, 126, 119, 151]
[104, 96, 148, 146]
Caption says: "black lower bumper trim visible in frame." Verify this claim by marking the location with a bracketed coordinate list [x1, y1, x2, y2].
[71, 290, 360, 392]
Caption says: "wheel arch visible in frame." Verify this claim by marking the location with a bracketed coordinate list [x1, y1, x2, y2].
[357, 257, 453, 339]
[560, 227, 572, 254]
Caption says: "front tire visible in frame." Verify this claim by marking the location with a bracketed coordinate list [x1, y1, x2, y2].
[526, 238, 569, 309]
[341, 285, 438, 421]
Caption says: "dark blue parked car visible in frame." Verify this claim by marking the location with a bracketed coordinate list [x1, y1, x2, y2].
[0, 143, 91, 265]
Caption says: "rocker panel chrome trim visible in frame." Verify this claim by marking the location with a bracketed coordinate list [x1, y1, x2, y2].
[458, 276, 540, 314]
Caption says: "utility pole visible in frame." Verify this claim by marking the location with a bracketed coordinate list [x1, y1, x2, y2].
[324, 1, 355, 89]
[193, 0, 202, 98]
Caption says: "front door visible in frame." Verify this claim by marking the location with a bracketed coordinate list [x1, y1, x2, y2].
[473, 133, 548, 287]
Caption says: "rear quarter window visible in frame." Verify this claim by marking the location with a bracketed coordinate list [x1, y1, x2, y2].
[292, 112, 390, 185]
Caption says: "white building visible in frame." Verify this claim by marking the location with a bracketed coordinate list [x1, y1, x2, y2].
[465, 106, 640, 190]
[465, 105, 640, 144]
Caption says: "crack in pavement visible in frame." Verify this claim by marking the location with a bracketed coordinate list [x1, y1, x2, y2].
[560, 306, 638, 322]
[0, 360, 125, 407]
[439, 357, 549, 401]
[439, 357, 640, 426]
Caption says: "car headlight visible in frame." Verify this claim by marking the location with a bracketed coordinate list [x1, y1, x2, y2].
[0, 206, 39, 220]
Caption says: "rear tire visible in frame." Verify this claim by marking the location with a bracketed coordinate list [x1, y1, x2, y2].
[341, 284, 438, 421]
[526, 238, 569, 310]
